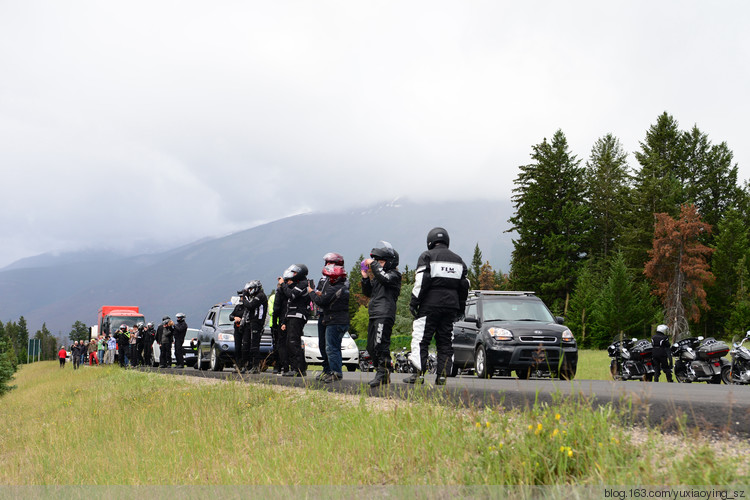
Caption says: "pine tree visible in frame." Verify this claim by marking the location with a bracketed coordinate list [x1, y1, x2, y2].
[585, 134, 632, 260]
[69, 321, 90, 342]
[0, 320, 18, 396]
[347, 255, 368, 337]
[478, 261, 500, 290]
[725, 257, 750, 340]
[644, 204, 715, 340]
[468, 244, 483, 290]
[508, 130, 590, 311]
[16, 316, 30, 363]
[565, 260, 602, 349]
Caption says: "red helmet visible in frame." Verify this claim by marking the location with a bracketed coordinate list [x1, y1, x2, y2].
[322, 264, 347, 284]
[323, 252, 344, 266]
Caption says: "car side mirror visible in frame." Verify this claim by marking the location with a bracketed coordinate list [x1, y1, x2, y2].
[350, 333, 358, 340]
[204, 319, 213, 327]
[464, 315, 479, 325]
[555, 316, 565, 325]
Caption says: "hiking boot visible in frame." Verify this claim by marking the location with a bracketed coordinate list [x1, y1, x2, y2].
[435, 376, 447, 386]
[403, 372, 424, 385]
[368, 369, 390, 387]
[324, 373, 342, 384]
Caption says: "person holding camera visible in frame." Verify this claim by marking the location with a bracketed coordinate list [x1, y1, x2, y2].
[272, 284, 289, 375]
[361, 241, 402, 387]
[406, 227, 469, 386]
[311, 263, 350, 383]
[116, 324, 130, 367]
[142, 323, 156, 366]
[280, 264, 310, 377]
[231, 281, 268, 373]
[173, 313, 188, 368]
[309, 252, 345, 380]
[157, 317, 174, 368]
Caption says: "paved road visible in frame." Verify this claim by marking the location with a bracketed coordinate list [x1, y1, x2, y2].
[140, 366, 750, 436]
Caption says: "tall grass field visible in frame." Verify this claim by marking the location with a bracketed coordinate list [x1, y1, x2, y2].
[0, 360, 748, 486]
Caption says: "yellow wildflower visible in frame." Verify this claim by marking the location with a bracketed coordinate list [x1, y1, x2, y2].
[555, 413, 561, 420]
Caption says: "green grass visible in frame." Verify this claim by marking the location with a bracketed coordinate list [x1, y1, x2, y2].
[1, 362, 747, 485]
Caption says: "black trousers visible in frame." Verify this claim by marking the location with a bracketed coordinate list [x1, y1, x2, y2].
[367, 317, 394, 371]
[234, 323, 249, 369]
[653, 355, 673, 381]
[160, 336, 173, 367]
[273, 326, 286, 372]
[285, 317, 306, 373]
[318, 318, 330, 373]
[143, 341, 154, 366]
[249, 321, 263, 368]
[174, 333, 185, 366]
[411, 309, 456, 377]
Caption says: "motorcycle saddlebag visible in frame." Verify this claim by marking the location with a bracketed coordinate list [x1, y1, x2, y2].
[697, 340, 729, 360]
[631, 340, 653, 358]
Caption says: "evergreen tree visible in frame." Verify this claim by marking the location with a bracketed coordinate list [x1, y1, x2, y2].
[705, 210, 749, 336]
[585, 134, 632, 260]
[468, 244, 483, 290]
[478, 261, 500, 290]
[725, 257, 750, 340]
[34, 324, 56, 361]
[69, 320, 89, 342]
[565, 260, 602, 349]
[508, 130, 590, 311]
[594, 252, 657, 348]
[16, 316, 29, 364]
[0, 320, 18, 396]
[347, 255, 367, 337]
[644, 204, 714, 340]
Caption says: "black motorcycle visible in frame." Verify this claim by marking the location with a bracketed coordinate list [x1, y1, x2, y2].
[358, 350, 374, 372]
[671, 336, 729, 384]
[721, 331, 750, 385]
[607, 337, 655, 381]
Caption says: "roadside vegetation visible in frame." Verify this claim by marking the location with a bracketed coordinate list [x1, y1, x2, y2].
[1, 362, 747, 486]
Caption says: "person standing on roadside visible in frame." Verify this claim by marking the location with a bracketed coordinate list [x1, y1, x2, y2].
[87, 338, 99, 366]
[244, 281, 268, 373]
[158, 317, 174, 368]
[310, 253, 346, 381]
[173, 313, 188, 369]
[71, 341, 81, 370]
[267, 291, 280, 374]
[142, 323, 156, 366]
[58, 346, 67, 368]
[652, 324, 674, 383]
[272, 286, 289, 375]
[116, 324, 130, 367]
[128, 326, 139, 367]
[361, 241, 402, 388]
[280, 264, 310, 377]
[106, 334, 116, 365]
[311, 263, 350, 383]
[406, 227, 469, 386]
[96, 336, 105, 366]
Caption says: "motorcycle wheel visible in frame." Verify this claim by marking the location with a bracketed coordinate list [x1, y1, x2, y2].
[709, 375, 722, 384]
[609, 360, 622, 381]
[675, 370, 691, 383]
[721, 365, 733, 385]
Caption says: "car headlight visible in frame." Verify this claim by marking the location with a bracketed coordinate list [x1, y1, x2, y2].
[343, 340, 357, 350]
[306, 339, 318, 349]
[488, 327, 513, 341]
[561, 329, 575, 342]
[217, 333, 234, 341]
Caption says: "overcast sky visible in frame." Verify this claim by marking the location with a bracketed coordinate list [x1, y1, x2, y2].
[1, 1, 748, 268]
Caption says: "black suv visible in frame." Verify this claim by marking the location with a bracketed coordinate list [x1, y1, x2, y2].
[451, 291, 577, 379]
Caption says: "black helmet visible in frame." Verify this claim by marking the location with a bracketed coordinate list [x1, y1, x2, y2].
[427, 227, 450, 250]
[284, 264, 308, 282]
[370, 241, 398, 270]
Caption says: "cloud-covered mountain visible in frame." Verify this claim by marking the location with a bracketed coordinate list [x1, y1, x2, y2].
[0, 198, 514, 335]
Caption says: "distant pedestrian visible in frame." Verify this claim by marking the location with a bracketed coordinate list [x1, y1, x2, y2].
[310, 263, 349, 383]
[280, 264, 311, 377]
[116, 324, 130, 367]
[128, 326, 139, 367]
[173, 314, 188, 369]
[58, 346, 67, 368]
[97, 336, 106, 366]
[652, 324, 673, 383]
[87, 339, 99, 365]
[142, 323, 156, 366]
[157, 317, 174, 368]
[105, 335, 116, 364]
[72, 341, 81, 370]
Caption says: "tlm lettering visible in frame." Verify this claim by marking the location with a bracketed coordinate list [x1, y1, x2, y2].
[441, 266, 456, 273]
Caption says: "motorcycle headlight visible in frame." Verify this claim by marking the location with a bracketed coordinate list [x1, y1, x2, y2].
[217, 333, 234, 341]
[561, 329, 575, 342]
[621, 348, 631, 359]
[488, 327, 513, 341]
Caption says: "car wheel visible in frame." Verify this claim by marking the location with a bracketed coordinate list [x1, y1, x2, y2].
[210, 345, 224, 372]
[346, 364, 358, 372]
[475, 345, 492, 379]
[194, 345, 203, 370]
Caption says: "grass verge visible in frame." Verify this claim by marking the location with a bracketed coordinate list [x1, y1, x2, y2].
[1, 362, 748, 485]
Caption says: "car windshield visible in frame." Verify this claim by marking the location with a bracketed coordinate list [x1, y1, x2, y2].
[109, 316, 145, 330]
[217, 308, 235, 326]
[482, 299, 554, 323]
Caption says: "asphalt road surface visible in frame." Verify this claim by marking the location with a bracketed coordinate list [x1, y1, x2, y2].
[140, 366, 750, 436]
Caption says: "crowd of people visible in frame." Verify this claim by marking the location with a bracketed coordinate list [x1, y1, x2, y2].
[56, 227, 472, 386]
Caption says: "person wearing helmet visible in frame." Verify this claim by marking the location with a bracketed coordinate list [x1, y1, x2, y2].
[134, 322, 145, 367]
[361, 241, 402, 387]
[310, 263, 350, 383]
[116, 324, 131, 367]
[280, 264, 311, 377]
[272, 278, 290, 375]
[173, 313, 188, 368]
[406, 227, 469, 386]
[231, 280, 268, 374]
[652, 324, 673, 383]
[309, 253, 346, 380]
[157, 317, 174, 368]
[142, 322, 156, 366]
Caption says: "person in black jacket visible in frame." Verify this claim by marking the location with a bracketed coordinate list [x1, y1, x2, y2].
[361, 241, 402, 387]
[280, 264, 310, 377]
[116, 324, 131, 367]
[652, 324, 673, 383]
[142, 322, 156, 366]
[272, 287, 289, 375]
[310, 252, 345, 380]
[242, 281, 268, 373]
[173, 313, 188, 368]
[310, 263, 349, 383]
[406, 227, 469, 385]
[157, 317, 174, 368]
[229, 287, 250, 373]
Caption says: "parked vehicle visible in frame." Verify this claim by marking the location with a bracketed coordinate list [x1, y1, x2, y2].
[195, 298, 274, 372]
[671, 336, 729, 384]
[150, 328, 198, 367]
[301, 320, 359, 371]
[722, 331, 750, 385]
[451, 291, 577, 379]
[607, 337, 655, 381]
[359, 350, 374, 372]
[97, 305, 145, 337]
[392, 348, 414, 373]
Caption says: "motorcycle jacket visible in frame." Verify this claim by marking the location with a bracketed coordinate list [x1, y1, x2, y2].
[272, 288, 288, 327]
[143, 326, 156, 346]
[315, 276, 329, 320]
[652, 333, 671, 358]
[410, 242, 469, 314]
[312, 279, 349, 325]
[281, 280, 310, 320]
[173, 319, 188, 339]
[362, 261, 401, 320]
[243, 290, 269, 325]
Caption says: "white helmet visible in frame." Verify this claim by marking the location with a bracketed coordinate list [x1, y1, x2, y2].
[656, 324, 668, 334]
